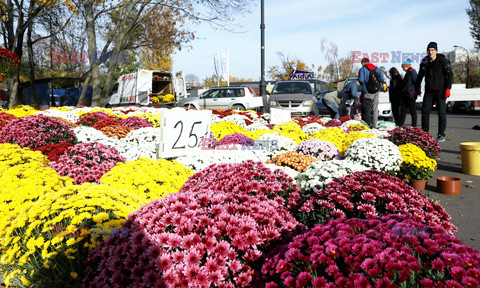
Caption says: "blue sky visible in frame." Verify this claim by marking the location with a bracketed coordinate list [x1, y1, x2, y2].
[172, 0, 474, 82]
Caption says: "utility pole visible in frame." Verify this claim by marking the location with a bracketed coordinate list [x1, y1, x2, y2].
[260, 0, 268, 113]
[454, 45, 470, 88]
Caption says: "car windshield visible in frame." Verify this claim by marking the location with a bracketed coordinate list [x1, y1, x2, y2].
[272, 82, 312, 94]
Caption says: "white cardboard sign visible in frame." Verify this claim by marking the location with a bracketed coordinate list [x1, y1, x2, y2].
[269, 108, 292, 125]
[157, 109, 212, 158]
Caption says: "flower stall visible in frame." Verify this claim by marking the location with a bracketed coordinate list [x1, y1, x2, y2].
[0, 106, 479, 288]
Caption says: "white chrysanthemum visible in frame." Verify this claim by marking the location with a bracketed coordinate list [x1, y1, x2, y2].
[341, 119, 369, 128]
[302, 123, 326, 135]
[72, 107, 96, 114]
[295, 159, 369, 192]
[362, 129, 391, 139]
[264, 163, 299, 180]
[123, 127, 162, 145]
[244, 121, 271, 131]
[141, 107, 164, 114]
[344, 137, 402, 174]
[219, 114, 250, 128]
[38, 109, 80, 123]
[377, 121, 397, 130]
[211, 114, 222, 124]
[73, 126, 109, 143]
[261, 112, 270, 121]
[175, 149, 265, 172]
[254, 132, 297, 159]
[319, 116, 332, 124]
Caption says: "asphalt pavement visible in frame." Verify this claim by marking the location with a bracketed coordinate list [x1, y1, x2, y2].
[401, 110, 480, 251]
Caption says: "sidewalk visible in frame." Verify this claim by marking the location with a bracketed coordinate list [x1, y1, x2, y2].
[406, 112, 480, 251]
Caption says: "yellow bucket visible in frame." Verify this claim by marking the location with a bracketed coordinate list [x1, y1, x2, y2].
[460, 142, 480, 175]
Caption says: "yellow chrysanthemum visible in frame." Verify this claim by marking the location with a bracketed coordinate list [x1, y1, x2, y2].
[272, 121, 308, 145]
[0, 183, 146, 287]
[310, 127, 347, 151]
[5, 105, 38, 117]
[347, 123, 370, 131]
[210, 121, 249, 140]
[100, 158, 193, 201]
[163, 93, 175, 102]
[135, 112, 162, 127]
[398, 143, 437, 179]
[341, 131, 375, 153]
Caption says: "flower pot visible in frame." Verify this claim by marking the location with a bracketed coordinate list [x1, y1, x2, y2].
[409, 178, 428, 191]
[436, 176, 461, 195]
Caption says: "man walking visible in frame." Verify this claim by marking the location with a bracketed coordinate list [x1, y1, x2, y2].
[358, 58, 386, 128]
[415, 42, 453, 142]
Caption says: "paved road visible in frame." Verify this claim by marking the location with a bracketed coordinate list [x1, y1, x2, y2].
[401, 110, 480, 251]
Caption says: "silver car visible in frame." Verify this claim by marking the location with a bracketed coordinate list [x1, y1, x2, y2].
[268, 81, 319, 116]
[176, 87, 262, 111]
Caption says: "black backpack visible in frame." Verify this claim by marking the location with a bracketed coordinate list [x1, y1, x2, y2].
[366, 66, 381, 94]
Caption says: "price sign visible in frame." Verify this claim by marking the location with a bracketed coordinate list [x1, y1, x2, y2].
[157, 110, 212, 158]
[270, 108, 292, 125]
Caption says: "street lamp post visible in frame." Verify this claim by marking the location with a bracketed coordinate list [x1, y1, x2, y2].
[454, 45, 470, 88]
[260, 0, 268, 113]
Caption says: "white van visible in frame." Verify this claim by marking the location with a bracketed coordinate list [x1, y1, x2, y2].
[106, 70, 187, 106]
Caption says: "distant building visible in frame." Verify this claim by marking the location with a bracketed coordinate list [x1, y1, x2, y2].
[444, 48, 479, 64]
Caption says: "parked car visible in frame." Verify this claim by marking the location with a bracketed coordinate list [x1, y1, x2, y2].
[314, 90, 335, 116]
[268, 81, 319, 116]
[176, 86, 262, 111]
[448, 101, 480, 114]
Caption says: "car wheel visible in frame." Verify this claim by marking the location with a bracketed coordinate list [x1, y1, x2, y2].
[232, 104, 245, 111]
[184, 104, 196, 110]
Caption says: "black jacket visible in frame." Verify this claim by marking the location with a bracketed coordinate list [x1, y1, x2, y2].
[415, 53, 453, 94]
[403, 67, 417, 98]
[388, 74, 403, 103]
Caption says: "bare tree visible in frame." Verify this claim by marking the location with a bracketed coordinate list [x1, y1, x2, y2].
[185, 73, 200, 85]
[322, 54, 359, 83]
[320, 38, 340, 80]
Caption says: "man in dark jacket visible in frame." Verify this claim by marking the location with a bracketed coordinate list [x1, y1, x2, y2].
[415, 42, 453, 142]
[322, 80, 360, 119]
[399, 60, 417, 127]
[358, 58, 386, 128]
[388, 67, 403, 126]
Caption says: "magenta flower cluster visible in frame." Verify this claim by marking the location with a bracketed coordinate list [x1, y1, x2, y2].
[216, 132, 254, 147]
[49, 142, 125, 184]
[325, 119, 342, 127]
[261, 215, 480, 288]
[84, 189, 301, 287]
[295, 139, 342, 161]
[119, 116, 153, 129]
[295, 170, 456, 234]
[0, 114, 76, 148]
[180, 161, 303, 211]
[388, 126, 441, 158]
